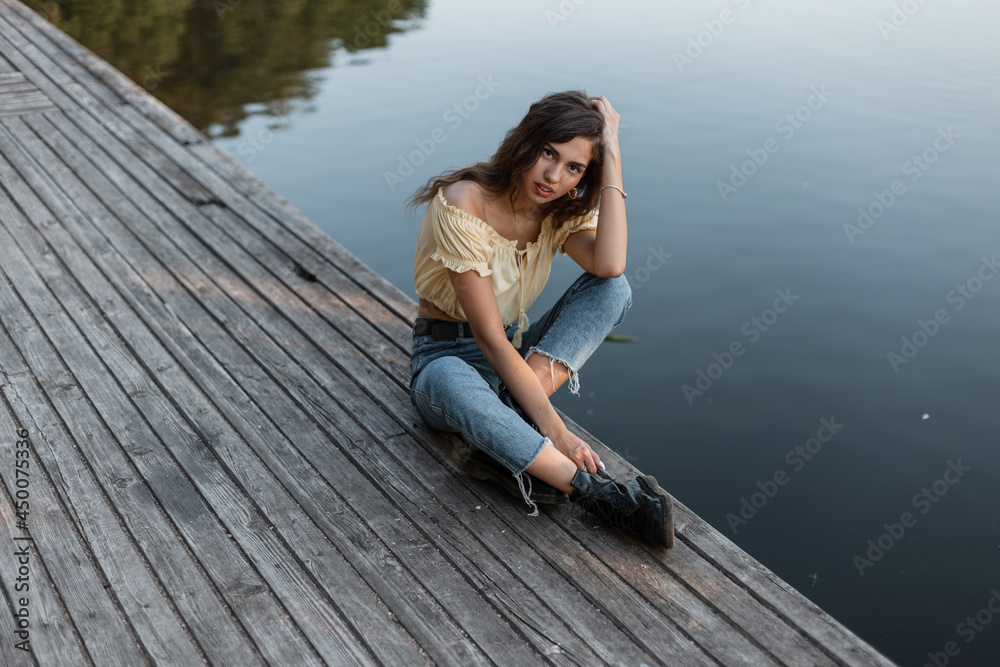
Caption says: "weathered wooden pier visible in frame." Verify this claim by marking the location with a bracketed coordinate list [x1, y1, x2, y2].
[0, 1, 896, 664]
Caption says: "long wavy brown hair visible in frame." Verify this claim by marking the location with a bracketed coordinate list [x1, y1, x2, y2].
[408, 90, 604, 228]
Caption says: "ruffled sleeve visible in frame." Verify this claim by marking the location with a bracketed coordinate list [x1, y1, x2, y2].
[429, 193, 493, 277]
[555, 209, 599, 256]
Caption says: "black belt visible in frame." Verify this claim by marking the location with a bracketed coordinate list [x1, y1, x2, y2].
[413, 317, 475, 340]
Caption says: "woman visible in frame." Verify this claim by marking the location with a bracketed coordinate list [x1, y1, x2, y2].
[408, 91, 673, 547]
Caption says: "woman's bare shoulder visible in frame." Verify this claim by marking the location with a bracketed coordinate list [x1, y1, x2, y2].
[442, 180, 488, 220]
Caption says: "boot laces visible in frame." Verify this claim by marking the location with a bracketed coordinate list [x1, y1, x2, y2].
[574, 480, 642, 528]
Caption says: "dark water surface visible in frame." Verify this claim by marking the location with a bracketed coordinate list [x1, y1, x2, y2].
[29, 0, 1000, 664]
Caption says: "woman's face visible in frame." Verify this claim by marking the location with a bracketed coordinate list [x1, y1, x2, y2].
[520, 136, 594, 203]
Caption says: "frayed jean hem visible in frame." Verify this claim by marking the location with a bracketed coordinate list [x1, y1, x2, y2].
[524, 347, 581, 396]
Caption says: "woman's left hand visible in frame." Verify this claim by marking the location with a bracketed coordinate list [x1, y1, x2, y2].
[590, 96, 621, 155]
[551, 426, 603, 474]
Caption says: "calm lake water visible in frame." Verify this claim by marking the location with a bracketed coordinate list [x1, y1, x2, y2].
[30, 0, 1000, 664]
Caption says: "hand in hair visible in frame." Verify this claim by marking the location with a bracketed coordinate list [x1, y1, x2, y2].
[590, 96, 621, 159]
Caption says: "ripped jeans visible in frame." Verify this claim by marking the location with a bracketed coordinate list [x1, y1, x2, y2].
[408, 272, 632, 498]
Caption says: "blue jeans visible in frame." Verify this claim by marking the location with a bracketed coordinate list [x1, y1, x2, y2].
[409, 273, 632, 483]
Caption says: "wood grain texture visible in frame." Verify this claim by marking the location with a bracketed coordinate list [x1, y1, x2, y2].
[6, 109, 471, 667]
[0, 70, 57, 116]
[0, 395, 90, 667]
[0, 119, 386, 667]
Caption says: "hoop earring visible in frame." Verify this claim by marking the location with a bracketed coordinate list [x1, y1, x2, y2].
[568, 188, 578, 199]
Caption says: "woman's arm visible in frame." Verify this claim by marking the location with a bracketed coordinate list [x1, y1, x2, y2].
[562, 96, 627, 277]
[448, 268, 603, 473]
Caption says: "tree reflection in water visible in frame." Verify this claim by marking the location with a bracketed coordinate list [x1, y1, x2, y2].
[24, 0, 427, 137]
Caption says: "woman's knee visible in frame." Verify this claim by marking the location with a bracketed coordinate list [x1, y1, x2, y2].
[411, 357, 471, 430]
[609, 273, 632, 308]
[598, 273, 632, 326]
[413, 355, 501, 414]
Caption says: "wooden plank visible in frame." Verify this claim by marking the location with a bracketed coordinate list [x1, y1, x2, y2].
[0, 592, 29, 667]
[0, 88, 60, 117]
[0, 103, 57, 117]
[0, 398, 90, 667]
[0, 121, 379, 667]
[0, 15, 74, 111]
[0, 84, 46, 98]
[0, 80, 37, 94]
[0, 251, 154, 666]
[0, 108, 55, 119]
[0, 90, 49, 105]
[15, 110, 552, 667]
[0, 71, 58, 116]
[56, 106, 410, 382]
[0, 546, 33, 667]
[0, 98, 50, 110]
[0, 174, 236, 667]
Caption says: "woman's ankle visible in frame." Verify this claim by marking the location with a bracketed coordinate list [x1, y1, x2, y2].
[525, 443, 577, 493]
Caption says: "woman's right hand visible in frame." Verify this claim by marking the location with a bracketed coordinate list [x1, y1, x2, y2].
[590, 95, 621, 157]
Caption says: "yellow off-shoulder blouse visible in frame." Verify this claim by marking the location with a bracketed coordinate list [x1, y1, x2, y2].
[414, 187, 599, 347]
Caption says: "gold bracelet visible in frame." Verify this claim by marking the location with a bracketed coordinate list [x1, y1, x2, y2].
[601, 185, 627, 199]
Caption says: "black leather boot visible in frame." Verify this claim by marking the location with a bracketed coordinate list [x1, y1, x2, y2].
[570, 470, 674, 548]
